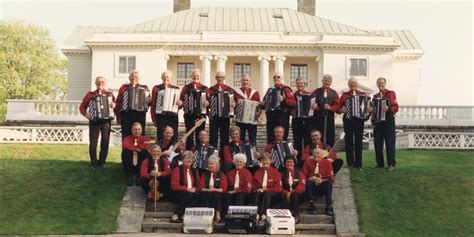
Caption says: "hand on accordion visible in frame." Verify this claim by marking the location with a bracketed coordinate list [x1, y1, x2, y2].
[146, 96, 152, 104]
[85, 113, 92, 120]
[340, 106, 348, 113]
[323, 104, 331, 110]
[383, 105, 389, 112]
[110, 102, 116, 109]
[176, 100, 183, 106]
[292, 150, 298, 156]
[203, 100, 210, 107]
[277, 95, 284, 103]
[311, 103, 318, 110]
[367, 106, 374, 113]
[230, 101, 236, 108]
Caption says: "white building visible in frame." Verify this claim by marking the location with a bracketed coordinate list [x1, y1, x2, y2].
[61, 0, 423, 105]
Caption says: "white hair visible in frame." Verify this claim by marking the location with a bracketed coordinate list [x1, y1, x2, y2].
[161, 70, 173, 78]
[348, 77, 358, 83]
[233, 153, 246, 164]
[208, 155, 220, 165]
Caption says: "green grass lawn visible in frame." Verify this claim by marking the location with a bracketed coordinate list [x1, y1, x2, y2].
[345, 149, 474, 237]
[0, 144, 126, 234]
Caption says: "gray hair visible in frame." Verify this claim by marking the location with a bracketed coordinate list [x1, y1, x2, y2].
[348, 77, 358, 84]
[161, 70, 173, 78]
[95, 76, 106, 83]
[129, 69, 139, 76]
[207, 155, 220, 165]
[233, 153, 247, 164]
[191, 68, 201, 76]
[181, 151, 194, 160]
[322, 74, 333, 81]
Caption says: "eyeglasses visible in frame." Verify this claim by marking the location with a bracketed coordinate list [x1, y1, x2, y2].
[216, 76, 225, 79]
[273, 76, 281, 79]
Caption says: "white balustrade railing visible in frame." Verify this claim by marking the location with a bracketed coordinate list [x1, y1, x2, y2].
[6, 99, 86, 122]
[0, 126, 89, 144]
[407, 132, 474, 149]
[395, 105, 474, 126]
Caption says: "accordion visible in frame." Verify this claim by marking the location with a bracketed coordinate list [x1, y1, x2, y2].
[123, 86, 149, 112]
[183, 207, 214, 234]
[372, 99, 388, 123]
[88, 94, 114, 121]
[235, 100, 260, 125]
[345, 95, 370, 119]
[271, 142, 293, 169]
[155, 87, 180, 115]
[266, 209, 295, 235]
[265, 87, 283, 112]
[193, 146, 219, 169]
[296, 94, 315, 118]
[225, 206, 258, 234]
[184, 89, 207, 116]
[210, 91, 234, 118]
[238, 144, 258, 167]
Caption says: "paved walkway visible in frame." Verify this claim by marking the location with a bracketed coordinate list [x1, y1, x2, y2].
[115, 186, 147, 233]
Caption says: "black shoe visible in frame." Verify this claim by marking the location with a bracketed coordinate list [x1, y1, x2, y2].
[325, 205, 334, 216]
[294, 215, 300, 224]
[91, 164, 97, 170]
[134, 175, 141, 186]
[308, 201, 316, 214]
[97, 163, 107, 168]
[126, 176, 133, 186]
[374, 164, 384, 168]
[355, 167, 363, 171]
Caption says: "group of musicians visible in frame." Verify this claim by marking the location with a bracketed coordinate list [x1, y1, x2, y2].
[80, 68, 399, 224]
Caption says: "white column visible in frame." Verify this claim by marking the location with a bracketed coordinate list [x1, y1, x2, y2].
[163, 55, 170, 70]
[258, 56, 271, 95]
[272, 56, 286, 75]
[214, 55, 228, 73]
[316, 56, 323, 87]
[200, 55, 213, 87]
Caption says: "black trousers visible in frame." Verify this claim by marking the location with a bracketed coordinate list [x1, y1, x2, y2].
[120, 110, 146, 140]
[88, 119, 111, 166]
[265, 110, 290, 144]
[200, 192, 223, 212]
[209, 117, 230, 149]
[292, 117, 312, 164]
[155, 114, 178, 141]
[254, 191, 283, 215]
[174, 191, 200, 217]
[343, 118, 365, 168]
[373, 120, 396, 167]
[283, 192, 303, 216]
[121, 150, 148, 177]
[141, 176, 172, 199]
[237, 122, 257, 145]
[313, 112, 336, 147]
[333, 159, 344, 175]
[184, 114, 206, 149]
[227, 192, 249, 206]
[306, 180, 333, 207]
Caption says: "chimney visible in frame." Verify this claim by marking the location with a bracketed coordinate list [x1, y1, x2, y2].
[297, 0, 315, 16]
[174, 0, 190, 13]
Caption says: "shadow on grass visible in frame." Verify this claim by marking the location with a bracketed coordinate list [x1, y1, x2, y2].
[0, 159, 127, 234]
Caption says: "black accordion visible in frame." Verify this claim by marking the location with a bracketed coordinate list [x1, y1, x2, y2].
[210, 91, 233, 118]
[225, 206, 258, 234]
[372, 99, 389, 123]
[265, 87, 283, 112]
[123, 86, 149, 112]
[238, 144, 258, 167]
[345, 95, 370, 119]
[184, 89, 207, 116]
[88, 94, 114, 121]
[155, 88, 180, 115]
[296, 94, 315, 118]
[193, 146, 218, 169]
[271, 141, 293, 169]
[315, 89, 335, 111]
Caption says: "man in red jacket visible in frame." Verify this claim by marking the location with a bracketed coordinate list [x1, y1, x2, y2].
[234, 74, 261, 145]
[301, 129, 343, 174]
[281, 156, 306, 223]
[122, 122, 151, 186]
[140, 144, 172, 200]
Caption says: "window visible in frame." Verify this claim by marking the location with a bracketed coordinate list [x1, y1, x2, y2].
[177, 63, 195, 86]
[118, 56, 136, 74]
[233, 63, 251, 87]
[349, 59, 367, 77]
[290, 64, 308, 87]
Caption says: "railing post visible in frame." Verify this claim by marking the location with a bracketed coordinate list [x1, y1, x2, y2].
[31, 128, 37, 142]
[81, 127, 89, 144]
[460, 134, 465, 148]
[408, 133, 414, 148]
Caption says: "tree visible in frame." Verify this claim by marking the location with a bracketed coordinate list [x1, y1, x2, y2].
[0, 20, 67, 122]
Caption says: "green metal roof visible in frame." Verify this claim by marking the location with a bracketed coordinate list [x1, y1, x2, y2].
[371, 30, 422, 50]
[64, 26, 122, 48]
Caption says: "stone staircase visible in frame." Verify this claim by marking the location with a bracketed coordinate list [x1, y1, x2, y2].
[141, 199, 336, 235]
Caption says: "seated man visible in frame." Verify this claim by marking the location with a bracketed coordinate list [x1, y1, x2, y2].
[264, 126, 298, 171]
[301, 129, 343, 174]
[158, 126, 183, 170]
[170, 151, 200, 223]
[192, 130, 216, 174]
[227, 153, 253, 206]
[140, 144, 172, 201]
[222, 126, 260, 173]
[281, 156, 306, 224]
[302, 148, 335, 216]
[199, 155, 227, 224]
[122, 122, 150, 186]
[253, 152, 283, 223]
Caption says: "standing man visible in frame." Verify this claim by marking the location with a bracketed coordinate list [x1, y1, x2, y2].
[369, 77, 399, 171]
[311, 74, 340, 147]
[79, 76, 116, 169]
[261, 72, 296, 144]
[115, 70, 150, 139]
[207, 71, 236, 150]
[151, 70, 180, 141]
[234, 74, 260, 145]
[177, 69, 209, 149]
[292, 78, 312, 163]
[339, 77, 368, 170]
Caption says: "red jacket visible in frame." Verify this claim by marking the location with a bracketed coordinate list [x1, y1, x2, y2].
[179, 82, 208, 102]
[199, 170, 228, 192]
[223, 140, 244, 164]
[140, 157, 172, 180]
[302, 158, 335, 183]
[311, 86, 340, 113]
[301, 142, 338, 162]
[150, 83, 180, 123]
[264, 140, 286, 153]
[339, 90, 368, 111]
[227, 167, 253, 193]
[122, 135, 150, 151]
[171, 165, 200, 191]
[207, 83, 237, 103]
[372, 88, 399, 114]
[292, 89, 312, 117]
[252, 167, 282, 193]
[281, 169, 306, 195]
[262, 83, 296, 111]
[114, 84, 150, 122]
[79, 89, 116, 116]
[234, 87, 260, 102]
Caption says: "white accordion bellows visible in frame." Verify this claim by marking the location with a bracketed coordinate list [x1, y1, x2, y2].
[183, 207, 215, 234]
[155, 88, 180, 115]
[266, 209, 295, 235]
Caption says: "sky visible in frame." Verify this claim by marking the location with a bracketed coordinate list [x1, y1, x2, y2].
[1, 0, 473, 106]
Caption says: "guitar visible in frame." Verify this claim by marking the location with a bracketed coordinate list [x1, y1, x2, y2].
[165, 118, 207, 162]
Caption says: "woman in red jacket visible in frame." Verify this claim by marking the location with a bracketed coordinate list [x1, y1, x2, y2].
[227, 153, 253, 206]
[140, 144, 172, 200]
[281, 156, 306, 223]
[199, 155, 227, 223]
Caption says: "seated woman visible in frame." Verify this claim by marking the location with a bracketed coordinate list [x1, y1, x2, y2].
[122, 122, 150, 186]
[199, 155, 227, 223]
[170, 151, 200, 223]
[252, 152, 282, 223]
[281, 156, 306, 224]
[227, 153, 253, 206]
[140, 144, 172, 201]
